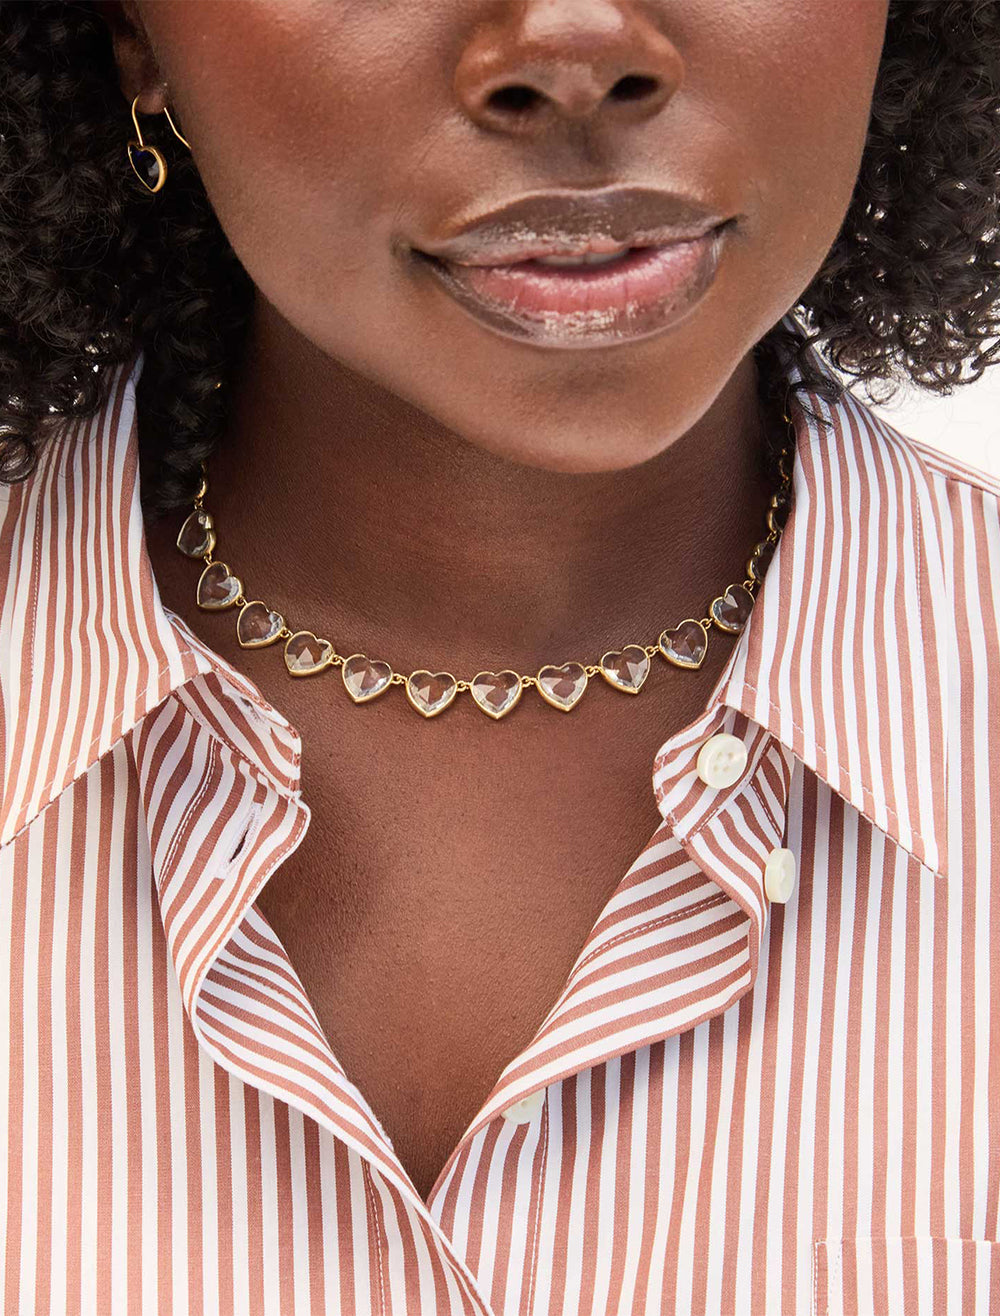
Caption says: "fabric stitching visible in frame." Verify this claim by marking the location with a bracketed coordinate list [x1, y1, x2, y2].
[912, 445, 1000, 499]
[914, 475, 924, 655]
[749, 774, 782, 838]
[573, 893, 731, 972]
[26, 488, 43, 721]
[161, 737, 222, 904]
[831, 1243, 840, 1315]
[524, 1099, 549, 1315]
[361, 1161, 386, 1316]
[194, 791, 309, 1012]
[813, 1240, 820, 1316]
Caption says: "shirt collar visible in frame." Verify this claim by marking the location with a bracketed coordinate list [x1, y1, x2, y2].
[0, 315, 950, 880]
[699, 319, 951, 881]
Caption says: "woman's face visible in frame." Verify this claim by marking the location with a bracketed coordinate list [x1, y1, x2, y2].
[120, 0, 889, 473]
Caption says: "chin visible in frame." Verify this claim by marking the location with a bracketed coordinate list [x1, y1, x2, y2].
[471, 432, 670, 476]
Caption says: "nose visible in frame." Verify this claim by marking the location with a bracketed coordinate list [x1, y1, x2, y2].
[454, 0, 683, 135]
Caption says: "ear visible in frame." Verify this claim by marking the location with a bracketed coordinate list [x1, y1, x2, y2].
[92, 0, 168, 114]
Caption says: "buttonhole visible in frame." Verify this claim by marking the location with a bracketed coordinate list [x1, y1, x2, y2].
[226, 801, 263, 869]
[229, 827, 250, 866]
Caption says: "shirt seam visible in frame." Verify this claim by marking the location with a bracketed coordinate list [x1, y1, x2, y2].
[749, 774, 783, 839]
[524, 1098, 550, 1316]
[361, 1162, 386, 1316]
[161, 737, 222, 908]
[573, 892, 732, 973]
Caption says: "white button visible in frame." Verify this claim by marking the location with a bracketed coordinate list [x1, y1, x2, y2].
[696, 732, 748, 789]
[764, 847, 796, 902]
[500, 1089, 546, 1124]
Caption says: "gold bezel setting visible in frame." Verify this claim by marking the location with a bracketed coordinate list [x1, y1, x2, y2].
[174, 407, 797, 717]
[658, 619, 709, 670]
[341, 654, 393, 704]
[127, 140, 167, 193]
[196, 560, 242, 610]
[709, 583, 755, 634]
[176, 509, 216, 558]
[599, 646, 651, 694]
[284, 630, 336, 677]
[469, 670, 524, 720]
[536, 662, 589, 712]
[405, 670, 459, 718]
[236, 600, 285, 648]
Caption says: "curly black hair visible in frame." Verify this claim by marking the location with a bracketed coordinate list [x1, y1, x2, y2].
[1, 0, 999, 524]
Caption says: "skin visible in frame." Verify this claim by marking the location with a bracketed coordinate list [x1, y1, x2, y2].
[98, 0, 889, 1202]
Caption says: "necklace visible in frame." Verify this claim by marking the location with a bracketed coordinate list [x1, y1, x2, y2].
[173, 416, 795, 719]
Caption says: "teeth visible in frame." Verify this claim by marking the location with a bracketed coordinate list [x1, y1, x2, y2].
[533, 248, 633, 268]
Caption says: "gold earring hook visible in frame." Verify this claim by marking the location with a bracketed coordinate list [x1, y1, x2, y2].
[129, 92, 190, 150]
[163, 105, 190, 149]
[129, 93, 147, 147]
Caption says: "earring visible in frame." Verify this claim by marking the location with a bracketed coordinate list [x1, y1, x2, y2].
[126, 93, 191, 194]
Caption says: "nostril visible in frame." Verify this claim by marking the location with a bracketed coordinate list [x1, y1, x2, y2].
[610, 73, 660, 101]
[486, 84, 542, 113]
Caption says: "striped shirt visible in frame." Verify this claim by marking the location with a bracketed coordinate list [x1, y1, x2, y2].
[1, 314, 999, 1316]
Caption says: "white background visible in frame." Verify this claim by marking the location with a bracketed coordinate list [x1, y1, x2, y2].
[855, 362, 1000, 479]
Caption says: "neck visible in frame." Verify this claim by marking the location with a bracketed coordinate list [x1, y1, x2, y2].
[179, 301, 778, 678]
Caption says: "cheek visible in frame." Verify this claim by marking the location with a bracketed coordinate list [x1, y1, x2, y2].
[140, 1, 412, 290]
[706, 0, 889, 286]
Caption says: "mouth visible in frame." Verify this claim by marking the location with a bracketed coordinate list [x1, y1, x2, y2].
[412, 221, 733, 348]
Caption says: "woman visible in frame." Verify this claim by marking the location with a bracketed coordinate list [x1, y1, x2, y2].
[1, 2, 998, 1313]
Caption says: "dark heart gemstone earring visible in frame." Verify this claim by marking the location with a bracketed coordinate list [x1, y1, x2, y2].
[126, 93, 191, 194]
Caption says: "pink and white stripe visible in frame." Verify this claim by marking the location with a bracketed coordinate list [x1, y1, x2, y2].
[1, 312, 998, 1313]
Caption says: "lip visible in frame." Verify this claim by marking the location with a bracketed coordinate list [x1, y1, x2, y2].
[410, 185, 733, 347]
[415, 185, 729, 265]
[414, 222, 732, 348]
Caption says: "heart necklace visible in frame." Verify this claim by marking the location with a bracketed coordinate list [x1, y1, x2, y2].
[174, 412, 795, 719]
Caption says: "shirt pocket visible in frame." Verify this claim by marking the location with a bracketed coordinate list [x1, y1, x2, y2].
[813, 1236, 1000, 1316]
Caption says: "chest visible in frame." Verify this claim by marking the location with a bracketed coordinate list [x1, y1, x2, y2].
[251, 623, 772, 1209]
[252, 708, 672, 1203]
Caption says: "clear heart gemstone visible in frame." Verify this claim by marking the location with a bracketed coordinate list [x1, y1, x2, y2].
[237, 601, 285, 647]
[470, 670, 522, 719]
[406, 670, 458, 717]
[599, 645, 650, 693]
[284, 631, 335, 676]
[536, 662, 588, 712]
[658, 619, 708, 669]
[176, 509, 216, 558]
[196, 561, 242, 610]
[709, 583, 755, 633]
[342, 654, 393, 703]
